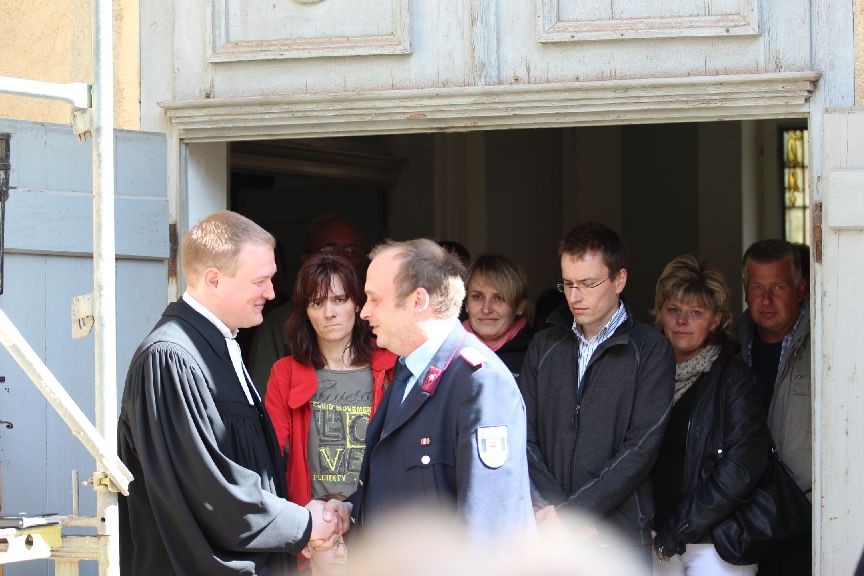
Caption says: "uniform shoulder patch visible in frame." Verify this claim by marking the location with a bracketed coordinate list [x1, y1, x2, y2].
[477, 426, 509, 468]
[459, 346, 486, 368]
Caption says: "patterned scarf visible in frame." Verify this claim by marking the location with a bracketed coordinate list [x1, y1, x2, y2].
[673, 344, 720, 404]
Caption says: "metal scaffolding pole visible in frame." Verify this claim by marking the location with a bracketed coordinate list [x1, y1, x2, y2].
[0, 0, 127, 572]
[92, 0, 120, 573]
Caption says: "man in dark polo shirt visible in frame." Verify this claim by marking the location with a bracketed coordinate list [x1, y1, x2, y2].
[737, 238, 811, 576]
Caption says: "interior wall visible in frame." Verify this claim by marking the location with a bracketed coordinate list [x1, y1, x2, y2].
[484, 129, 564, 304]
[741, 120, 762, 260]
[698, 122, 745, 316]
[388, 134, 438, 242]
[758, 120, 785, 240]
[230, 174, 387, 291]
[565, 126, 624, 232]
[389, 130, 565, 308]
[622, 123, 700, 323]
[187, 142, 228, 229]
[229, 122, 786, 330]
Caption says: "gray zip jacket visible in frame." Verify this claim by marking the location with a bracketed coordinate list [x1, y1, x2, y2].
[519, 304, 674, 544]
[737, 303, 812, 496]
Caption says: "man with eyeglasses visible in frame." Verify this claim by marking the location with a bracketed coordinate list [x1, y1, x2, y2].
[518, 223, 674, 563]
[737, 238, 811, 576]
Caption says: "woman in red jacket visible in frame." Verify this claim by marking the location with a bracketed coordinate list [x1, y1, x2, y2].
[265, 253, 396, 507]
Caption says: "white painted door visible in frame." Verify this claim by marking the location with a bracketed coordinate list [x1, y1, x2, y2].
[814, 109, 864, 575]
[0, 119, 168, 575]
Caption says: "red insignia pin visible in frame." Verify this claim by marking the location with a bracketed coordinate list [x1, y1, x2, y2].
[420, 437, 431, 446]
[421, 366, 443, 395]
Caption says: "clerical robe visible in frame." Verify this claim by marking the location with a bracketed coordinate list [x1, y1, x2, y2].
[118, 299, 310, 575]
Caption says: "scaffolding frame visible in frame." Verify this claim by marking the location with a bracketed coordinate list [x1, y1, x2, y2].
[0, 0, 132, 574]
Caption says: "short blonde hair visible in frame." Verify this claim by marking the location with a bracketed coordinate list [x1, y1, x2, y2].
[466, 254, 529, 310]
[652, 254, 734, 350]
[182, 211, 274, 280]
[370, 239, 466, 319]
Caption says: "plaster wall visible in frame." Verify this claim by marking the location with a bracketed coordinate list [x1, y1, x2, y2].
[0, 0, 140, 129]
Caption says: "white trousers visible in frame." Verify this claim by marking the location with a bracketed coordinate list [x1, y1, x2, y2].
[653, 543, 758, 576]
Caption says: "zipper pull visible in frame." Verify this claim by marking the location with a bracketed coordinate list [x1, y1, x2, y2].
[570, 404, 581, 429]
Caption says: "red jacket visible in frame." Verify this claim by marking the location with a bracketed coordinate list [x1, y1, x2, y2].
[264, 349, 397, 506]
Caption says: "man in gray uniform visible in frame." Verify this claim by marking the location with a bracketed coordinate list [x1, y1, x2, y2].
[349, 238, 535, 540]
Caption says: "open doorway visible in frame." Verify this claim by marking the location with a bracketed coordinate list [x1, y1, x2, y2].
[228, 120, 799, 334]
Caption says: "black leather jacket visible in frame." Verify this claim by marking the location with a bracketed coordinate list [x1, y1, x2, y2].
[653, 356, 770, 557]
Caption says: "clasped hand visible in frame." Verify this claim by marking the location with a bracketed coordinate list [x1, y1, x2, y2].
[305, 499, 352, 551]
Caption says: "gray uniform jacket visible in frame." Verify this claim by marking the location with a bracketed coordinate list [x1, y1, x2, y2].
[519, 304, 675, 544]
[349, 322, 536, 540]
[737, 303, 812, 495]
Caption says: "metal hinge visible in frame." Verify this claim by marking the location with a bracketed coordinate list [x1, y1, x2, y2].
[168, 222, 178, 282]
[813, 201, 822, 263]
[88, 471, 124, 494]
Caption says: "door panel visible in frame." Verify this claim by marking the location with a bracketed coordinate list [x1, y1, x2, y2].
[816, 109, 864, 575]
[0, 119, 168, 575]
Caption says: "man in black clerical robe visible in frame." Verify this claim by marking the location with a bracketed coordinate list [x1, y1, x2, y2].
[118, 211, 346, 576]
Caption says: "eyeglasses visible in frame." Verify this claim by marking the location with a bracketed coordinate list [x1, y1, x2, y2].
[556, 277, 610, 295]
[746, 283, 792, 297]
[316, 245, 363, 258]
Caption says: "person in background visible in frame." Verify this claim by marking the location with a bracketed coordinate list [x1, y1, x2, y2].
[463, 253, 534, 377]
[118, 211, 346, 576]
[650, 254, 769, 575]
[532, 287, 566, 332]
[736, 239, 811, 576]
[437, 239, 471, 268]
[250, 214, 366, 395]
[265, 253, 396, 511]
[519, 222, 674, 563]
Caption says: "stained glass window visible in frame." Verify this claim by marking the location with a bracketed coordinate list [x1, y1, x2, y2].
[783, 129, 809, 244]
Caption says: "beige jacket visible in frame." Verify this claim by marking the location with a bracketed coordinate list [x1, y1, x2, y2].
[738, 304, 811, 496]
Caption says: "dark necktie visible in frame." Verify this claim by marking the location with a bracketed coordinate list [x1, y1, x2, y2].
[387, 364, 412, 413]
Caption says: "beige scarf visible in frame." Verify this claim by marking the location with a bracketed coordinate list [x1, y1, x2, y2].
[673, 344, 720, 404]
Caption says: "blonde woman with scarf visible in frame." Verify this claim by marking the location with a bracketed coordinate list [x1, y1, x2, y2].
[650, 254, 770, 576]
[463, 254, 534, 378]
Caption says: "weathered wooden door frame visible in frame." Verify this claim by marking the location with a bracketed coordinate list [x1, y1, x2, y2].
[164, 73, 864, 576]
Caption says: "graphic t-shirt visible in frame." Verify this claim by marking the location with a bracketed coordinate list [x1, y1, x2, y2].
[308, 366, 373, 499]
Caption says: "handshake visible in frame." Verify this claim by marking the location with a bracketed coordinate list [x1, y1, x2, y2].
[305, 498, 353, 551]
